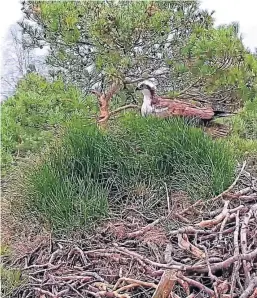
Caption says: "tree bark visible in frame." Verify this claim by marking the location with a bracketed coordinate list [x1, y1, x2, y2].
[151, 270, 178, 298]
[92, 81, 121, 123]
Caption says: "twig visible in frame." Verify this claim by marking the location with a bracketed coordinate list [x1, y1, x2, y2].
[114, 277, 157, 291]
[169, 226, 208, 236]
[164, 182, 171, 214]
[23, 263, 62, 270]
[49, 274, 93, 282]
[241, 204, 257, 287]
[177, 234, 205, 259]
[194, 248, 257, 273]
[178, 274, 214, 296]
[172, 212, 191, 223]
[85, 245, 257, 273]
[211, 161, 247, 201]
[49, 249, 61, 264]
[83, 289, 100, 297]
[126, 217, 164, 239]
[234, 187, 252, 196]
[201, 245, 218, 281]
[230, 210, 240, 296]
[239, 276, 257, 298]
[113, 244, 185, 270]
[185, 295, 195, 298]
[178, 200, 202, 216]
[34, 288, 69, 298]
[67, 246, 88, 267]
[82, 271, 107, 283]
[34, 288, 56, 298]
[65, 282, 84, 298]
[196, 200, 230, 228]
[219, 212, 230, 240]
[249, 288, 257, 298]
[110, 104, 139, 117]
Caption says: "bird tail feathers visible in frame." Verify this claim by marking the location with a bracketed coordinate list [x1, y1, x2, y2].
[213, 110, 236, 118]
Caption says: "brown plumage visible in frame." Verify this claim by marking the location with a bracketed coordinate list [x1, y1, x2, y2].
[136, 81, 233, 121]
[151, 96, 216, 120]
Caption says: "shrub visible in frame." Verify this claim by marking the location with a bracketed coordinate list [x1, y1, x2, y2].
[220, 97, 257, 158]
[230, 98, 257, 140]
[1, 73, 98, 175]
[24, 115, 235, 232]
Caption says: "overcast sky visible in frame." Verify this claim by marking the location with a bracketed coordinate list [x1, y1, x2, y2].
[0, 0, 257, 71]
[200, 0, 257, 51]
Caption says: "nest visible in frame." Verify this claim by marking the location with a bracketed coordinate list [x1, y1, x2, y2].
[3, 163, 257, 298]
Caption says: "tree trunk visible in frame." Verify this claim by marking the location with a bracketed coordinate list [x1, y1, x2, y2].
[97, 82, 120, 123]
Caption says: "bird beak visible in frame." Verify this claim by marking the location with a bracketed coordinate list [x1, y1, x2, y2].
[135, 86, 140, 91]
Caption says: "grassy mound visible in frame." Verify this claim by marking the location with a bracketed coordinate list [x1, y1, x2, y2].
[24, 115, 235, 232]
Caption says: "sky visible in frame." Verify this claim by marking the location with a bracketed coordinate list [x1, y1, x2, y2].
[0, 0, 257, 80]
[200, 0, 257, 51]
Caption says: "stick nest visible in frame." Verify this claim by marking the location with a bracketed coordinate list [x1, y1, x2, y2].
[3, 164, 257, 298]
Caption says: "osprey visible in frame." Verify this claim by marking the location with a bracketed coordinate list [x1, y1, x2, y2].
[135, 81, 233, 121]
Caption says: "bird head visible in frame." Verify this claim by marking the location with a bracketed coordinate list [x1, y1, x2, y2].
[135, 80, 156, 97]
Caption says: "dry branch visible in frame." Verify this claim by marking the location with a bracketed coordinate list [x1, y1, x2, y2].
[196, 200, 230, 228]
[230, 210, 240, 295]
[6, 163, 257, 298]
[110, 104, 139, 117]
[178, 200, 203, 216]
[240, 205, 256, 287]
[250, 288, 257, 298]
[240, 276, 257, 298]
[152, 270, 178, 298]
[177, 234, 205, 259]
[92, 82, 121, 123]
[178, 274, 214, 296]
[126, 217, 164, 239]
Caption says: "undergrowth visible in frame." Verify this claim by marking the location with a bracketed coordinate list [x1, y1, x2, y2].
[221, 97, 257, 158]
[231, 98, 257, 140]
[1, 73, 98, 176]
[0, 265, 24, 296]
[0, 246, 24, 296]
[23, 115, 235, 232]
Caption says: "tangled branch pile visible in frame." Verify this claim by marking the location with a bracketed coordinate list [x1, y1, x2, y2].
[5, 164, 257, 298]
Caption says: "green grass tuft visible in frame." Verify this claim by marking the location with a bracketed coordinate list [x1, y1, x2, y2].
[0, 265, 24, 296]
[24, 115, 235, 232]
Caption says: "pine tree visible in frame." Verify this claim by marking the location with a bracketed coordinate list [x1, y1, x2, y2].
[20, 0, 257, 121]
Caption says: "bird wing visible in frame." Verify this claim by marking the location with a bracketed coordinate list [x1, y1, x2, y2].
[152, 97, 215, 120]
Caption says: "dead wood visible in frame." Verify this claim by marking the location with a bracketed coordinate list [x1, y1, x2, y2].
[230, 210, 240, 295]
[151, 270, 178, 298]
[249, 288, 257, 298]
[177, 234, 205, 259]
[178, 274, 215, 296]
[126, 217, 165, 239]
[240, 276, 257, 298]
[92, 82, 121, 123]
[196, 200, 230, 228]
[4, 162, 257, 298]
[240, 205, 256, 287]
[110, 104, 139, 118]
